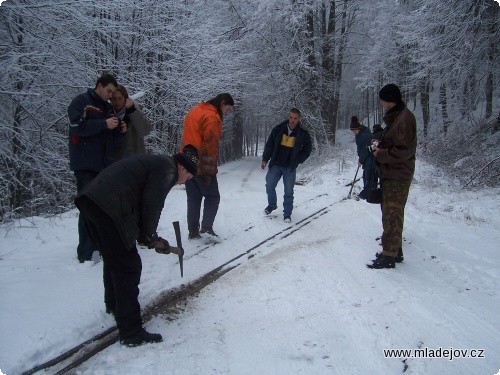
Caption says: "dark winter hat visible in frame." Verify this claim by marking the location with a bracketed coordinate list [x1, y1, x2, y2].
[349, 116, 361, 130]
[174, 144, 198, 175]
[372, 123, 383, 132]
[379, 84, 402, 103]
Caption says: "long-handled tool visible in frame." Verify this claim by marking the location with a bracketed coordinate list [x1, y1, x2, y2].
[346, 164, 361, 199]
[345, 177, 361, 187]
[172, 221, 184, 277]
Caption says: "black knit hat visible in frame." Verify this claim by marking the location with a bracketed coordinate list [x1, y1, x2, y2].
[173, 144, 198, 175]
[379, 84, 402, 103]
[349, 116, 361, 130]
[372, 124, 383, 132]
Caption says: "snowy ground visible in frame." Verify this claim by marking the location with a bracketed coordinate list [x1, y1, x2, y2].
[0, 130, 498, 375]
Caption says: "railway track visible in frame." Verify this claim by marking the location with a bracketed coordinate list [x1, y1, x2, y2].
[23, 198, 344, 375]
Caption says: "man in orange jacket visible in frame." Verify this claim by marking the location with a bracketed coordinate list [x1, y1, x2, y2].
[180, 93, 234, 239]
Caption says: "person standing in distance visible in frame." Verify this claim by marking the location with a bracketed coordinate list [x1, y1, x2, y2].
[367, 84, 417, 269]
[349, 116, 375, 200]
[180, 93, 234, 239]
[261, 107, 312, 223]
[67, 73, 125, 263]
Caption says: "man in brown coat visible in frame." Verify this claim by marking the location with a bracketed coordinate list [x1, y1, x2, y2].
[367, 84, 417, 269]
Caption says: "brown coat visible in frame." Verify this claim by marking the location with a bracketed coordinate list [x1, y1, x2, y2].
[376, 105, 417, 182]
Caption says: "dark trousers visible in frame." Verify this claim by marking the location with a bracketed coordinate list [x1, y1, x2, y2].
[359, 168, 370, 199]
[360, 162, 377, 200]
[74, 170, 99, 261]
[77, 196, 143, 339]
[185, 175, 220, 232]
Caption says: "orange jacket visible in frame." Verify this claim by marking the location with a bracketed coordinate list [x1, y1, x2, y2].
[181, 102, 222, 176]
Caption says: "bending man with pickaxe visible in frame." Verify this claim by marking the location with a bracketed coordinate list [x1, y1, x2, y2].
[75, 145, 198, 347]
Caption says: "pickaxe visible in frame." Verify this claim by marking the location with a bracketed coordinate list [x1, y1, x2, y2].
[172, 221, 184, 277]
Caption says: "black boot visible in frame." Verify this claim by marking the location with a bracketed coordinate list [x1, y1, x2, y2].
[120, 328, 163, 347]
[200, 226, 218, 237]
[264, 205, 277, 215]
[374, 248, 404, 263]
[105, 307, 116, 316]
[367, 255, 396, 269]
[188, 230, 201, 239]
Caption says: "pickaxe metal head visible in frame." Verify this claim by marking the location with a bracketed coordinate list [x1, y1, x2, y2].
[172, 221, 184, 277]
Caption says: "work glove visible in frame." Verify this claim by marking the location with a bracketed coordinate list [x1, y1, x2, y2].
[147, 235, 184, 256]
[160, 246, 184, 256]
[200, 175, 212, 186]
[148, 236, 169, 252]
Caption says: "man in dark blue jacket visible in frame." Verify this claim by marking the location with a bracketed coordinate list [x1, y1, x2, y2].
[75, 147, 198, 347]
[67, 73, 124, 262]
[261, 107, 312, 222]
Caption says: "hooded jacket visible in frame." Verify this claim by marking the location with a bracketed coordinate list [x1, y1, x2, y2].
[181, 102, 222, 176]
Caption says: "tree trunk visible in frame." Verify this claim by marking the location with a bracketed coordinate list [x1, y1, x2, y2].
[420, 77, 430, 139]
[494, 110, 500, 134]
[9, 100, 23, 211]
[485, 1, 496, 119]
[439, 82, 451, 136]
[320, 1, 336, 144]
[485, 71, 493, 118]
[365, 89, 370, 128]
[328, 0, 349, 145]
[231, 109, 243, 160]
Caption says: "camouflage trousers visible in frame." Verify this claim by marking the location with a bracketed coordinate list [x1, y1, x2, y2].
[381, 179, 411, 257]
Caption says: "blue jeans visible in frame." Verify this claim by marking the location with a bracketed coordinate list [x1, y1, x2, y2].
[265, 165, 296, 216]
[74, 170, 99, 261]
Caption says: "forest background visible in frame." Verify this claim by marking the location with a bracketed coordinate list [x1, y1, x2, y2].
[0, 0, 499, 222]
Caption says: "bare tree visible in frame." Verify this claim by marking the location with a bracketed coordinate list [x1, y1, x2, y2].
[0, 0, 498, 221]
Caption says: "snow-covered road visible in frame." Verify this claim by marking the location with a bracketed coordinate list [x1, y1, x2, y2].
[1, 134, 498, 374]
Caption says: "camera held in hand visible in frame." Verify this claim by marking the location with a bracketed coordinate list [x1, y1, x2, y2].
[369, 140, 380, 152]
[115, 118, 124, 131]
